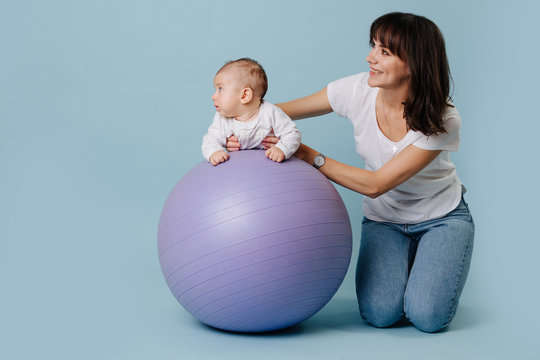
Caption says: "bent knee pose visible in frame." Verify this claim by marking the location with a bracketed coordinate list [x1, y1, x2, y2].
[357, 198, 474, 332]
[227, 12, 474, 332]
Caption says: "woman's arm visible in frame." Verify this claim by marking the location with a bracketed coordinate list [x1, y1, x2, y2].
[296, 143, 442, 198]
[227, 87, 333, 151]
[276, 87, 333, 120]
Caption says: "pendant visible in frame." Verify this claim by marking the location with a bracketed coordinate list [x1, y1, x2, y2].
[392, 144, 398, 153]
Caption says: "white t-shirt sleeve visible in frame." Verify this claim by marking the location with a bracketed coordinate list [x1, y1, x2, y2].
[413, 106, 461, 151]
[327, 73, 371, 119]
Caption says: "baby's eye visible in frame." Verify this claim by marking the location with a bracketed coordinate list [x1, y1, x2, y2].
[218, 87, 224, 92]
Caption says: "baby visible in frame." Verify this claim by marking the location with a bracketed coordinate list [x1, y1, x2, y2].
[202, 58, 301, 165]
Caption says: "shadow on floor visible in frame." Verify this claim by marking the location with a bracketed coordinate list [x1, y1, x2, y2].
[303, 298, 488, 336]
[200, 297, 487, 337]
[202, 297, 367, 337]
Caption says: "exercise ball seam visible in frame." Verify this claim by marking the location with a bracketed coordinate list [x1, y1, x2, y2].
[158, 179, 334, 235]
[199, 277, 346, 319]
[158, 198, 346, 258]
[178, 255, 352, 308]
[163, 223, 350, 282]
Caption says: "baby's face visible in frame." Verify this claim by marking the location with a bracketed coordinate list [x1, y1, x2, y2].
[212, 70, 242, 118]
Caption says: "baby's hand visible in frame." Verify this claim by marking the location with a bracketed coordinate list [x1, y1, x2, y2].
[209, 150, 229, 166]
[265, 146, 285, 163]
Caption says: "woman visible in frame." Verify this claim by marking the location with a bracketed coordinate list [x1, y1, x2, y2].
[229, 12, 474, 333]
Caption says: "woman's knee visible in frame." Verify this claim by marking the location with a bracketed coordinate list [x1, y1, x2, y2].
[405, 300, 455, 333]
[358, 297, 404, 328]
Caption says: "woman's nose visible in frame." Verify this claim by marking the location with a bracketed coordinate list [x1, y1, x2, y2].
[366, 47, 377, 64]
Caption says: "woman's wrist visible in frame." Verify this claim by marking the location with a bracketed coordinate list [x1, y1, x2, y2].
[294, 143, 316, 165]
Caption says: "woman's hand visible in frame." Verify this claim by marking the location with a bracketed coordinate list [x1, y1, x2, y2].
[226, 131, 279, 152]
[261, 129, 279, 149]
[226, 135, 241, 152]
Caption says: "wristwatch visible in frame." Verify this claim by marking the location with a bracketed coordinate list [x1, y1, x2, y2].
[313, 153, 326, 169]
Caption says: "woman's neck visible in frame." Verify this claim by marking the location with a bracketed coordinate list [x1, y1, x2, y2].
[379, 87, 407, 112]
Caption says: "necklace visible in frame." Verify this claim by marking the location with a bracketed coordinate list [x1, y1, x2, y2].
[381, 96, 398, 153]
[235, 104, 261, 122]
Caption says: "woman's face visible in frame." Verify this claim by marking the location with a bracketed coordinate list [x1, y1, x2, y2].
[366, 39, 410, 91]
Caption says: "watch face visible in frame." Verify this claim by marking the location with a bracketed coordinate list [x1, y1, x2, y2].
[314, 155, 325, 167]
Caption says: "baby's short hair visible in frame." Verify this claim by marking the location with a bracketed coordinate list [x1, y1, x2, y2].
[217, 58, 268, 99]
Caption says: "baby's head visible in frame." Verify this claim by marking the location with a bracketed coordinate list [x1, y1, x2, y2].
[215, 58, 268, 101]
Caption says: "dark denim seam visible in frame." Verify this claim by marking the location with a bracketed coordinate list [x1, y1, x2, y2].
[444, 229, 474, 327]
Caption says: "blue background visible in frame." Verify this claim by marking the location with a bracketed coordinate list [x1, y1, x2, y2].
[1, 0, 538, 359]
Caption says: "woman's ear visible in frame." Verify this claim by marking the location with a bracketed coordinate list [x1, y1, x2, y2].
[240, 88, 253, 104]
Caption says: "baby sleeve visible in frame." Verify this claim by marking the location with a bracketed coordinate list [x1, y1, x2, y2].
[270, 105, 302, 159]
[201, 112, 228, 161]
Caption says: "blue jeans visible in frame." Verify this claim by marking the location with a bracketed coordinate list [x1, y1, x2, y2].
[355, 197, 474, 333]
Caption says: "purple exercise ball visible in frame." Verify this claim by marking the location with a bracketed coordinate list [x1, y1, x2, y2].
[157, 150, 352, 332]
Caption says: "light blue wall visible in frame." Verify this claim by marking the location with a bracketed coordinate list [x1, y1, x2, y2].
[1, 1, 538, 359]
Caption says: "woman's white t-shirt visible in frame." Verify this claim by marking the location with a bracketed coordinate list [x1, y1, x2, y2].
[327, 72, 462, 224]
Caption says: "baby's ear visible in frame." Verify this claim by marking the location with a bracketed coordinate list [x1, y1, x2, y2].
[240, 88, 253, 104]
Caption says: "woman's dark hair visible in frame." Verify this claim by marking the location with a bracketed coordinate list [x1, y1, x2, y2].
[370, 12, 453, 136]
